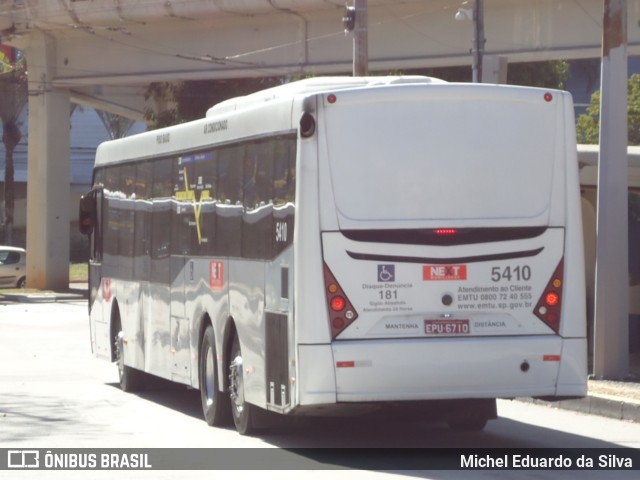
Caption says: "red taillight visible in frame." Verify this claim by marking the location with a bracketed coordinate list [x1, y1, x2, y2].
[544, 92, 554, 102]
[435, 228, 458, 236]
[545, 292, 560, 306]
[323, 263, 358, 339]
[330, 296, 346, 311]
[533, 260, 564, 333]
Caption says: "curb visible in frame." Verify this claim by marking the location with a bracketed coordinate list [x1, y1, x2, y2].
[519, 395, 640, 423]
[0, 291, 87, 303]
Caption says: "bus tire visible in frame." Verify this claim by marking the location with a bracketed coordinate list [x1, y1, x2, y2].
[199, 325, 232, 426]
[113, 309, 144, 392]
[228, 333, 256, 435]
[115, 330, 145, 392]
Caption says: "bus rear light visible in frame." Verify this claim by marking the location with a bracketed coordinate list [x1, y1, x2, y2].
[330, 296, 346, 311]
[545, 292, 560, 306]
[323, 263, 359, 339]
[337, 361, 355, 368]
[533, 259, 564, 333]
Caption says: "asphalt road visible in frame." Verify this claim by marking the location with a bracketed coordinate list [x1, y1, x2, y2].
[1, 299, 639, 480]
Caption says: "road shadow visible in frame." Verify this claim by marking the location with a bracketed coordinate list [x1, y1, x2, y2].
[104, 381, 637, 450]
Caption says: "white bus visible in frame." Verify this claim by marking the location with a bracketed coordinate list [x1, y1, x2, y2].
[79, 76, 587, 435]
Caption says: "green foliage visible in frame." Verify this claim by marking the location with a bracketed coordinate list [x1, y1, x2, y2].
[577, 74, 640, 145]
[145, 61, 571, 130]
[507, 60, 569, 89]
[407, 60, 569, 88]
[145, 77, 282, 129]
[0, 46, 27, 245]
[0, 47, 28, 124]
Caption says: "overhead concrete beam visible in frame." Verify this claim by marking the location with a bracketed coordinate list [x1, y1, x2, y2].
[3, 1, 640, 88]
[69, 86, 149, 122]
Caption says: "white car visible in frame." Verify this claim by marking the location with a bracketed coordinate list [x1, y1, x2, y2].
[0, 246, 26, 288]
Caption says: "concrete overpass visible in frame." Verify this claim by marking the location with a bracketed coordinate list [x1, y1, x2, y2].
[3, 1, 640, 121]
[0, 1, 636, 380]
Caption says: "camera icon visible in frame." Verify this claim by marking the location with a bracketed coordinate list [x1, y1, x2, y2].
[7, 450, 39, 469]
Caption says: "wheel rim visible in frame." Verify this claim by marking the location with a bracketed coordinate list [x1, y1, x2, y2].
[115, 331, 124, 380]
[229, 353, 245, 417]
[204, 344, 215, 407]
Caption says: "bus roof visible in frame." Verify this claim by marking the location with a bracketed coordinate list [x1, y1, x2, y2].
[205, 76, 446, 116]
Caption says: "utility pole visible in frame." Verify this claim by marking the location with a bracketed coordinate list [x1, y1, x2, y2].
[593, 0, 629, 379]
[344, 0, 368, 76]
[455, 0, 485, 82]
[472, 0, 485, 83]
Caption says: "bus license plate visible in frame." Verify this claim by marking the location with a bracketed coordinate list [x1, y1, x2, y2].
[425, 319, 470, 335]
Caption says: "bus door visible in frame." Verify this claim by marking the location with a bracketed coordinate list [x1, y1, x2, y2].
[79, 186, 104, 311]
[147, 158, 174, 377]
[79, 185, 108, 359]
[169, 195, 191, 382]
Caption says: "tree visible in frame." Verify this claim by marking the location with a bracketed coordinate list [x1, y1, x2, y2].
[507, 60, 569, 89]
[409, 60, 569, 88]
[145, 77, 283, 128]
[0, 45, 27, 245]
[145, 62, 570, 129]
[95, 110, 136, 140]
[577, 73, 640, 145]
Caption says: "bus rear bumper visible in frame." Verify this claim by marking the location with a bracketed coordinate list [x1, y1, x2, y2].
[298, 336, 587, 405]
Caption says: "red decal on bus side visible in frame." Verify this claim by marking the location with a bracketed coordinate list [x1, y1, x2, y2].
[336, 361, 355, 368]
[103, 278, 112, 301]
[423, 265, 467, 281]
[210, 261, 224, 291]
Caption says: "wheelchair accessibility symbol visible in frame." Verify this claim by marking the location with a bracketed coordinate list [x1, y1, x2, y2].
[377, 264, 395, 282]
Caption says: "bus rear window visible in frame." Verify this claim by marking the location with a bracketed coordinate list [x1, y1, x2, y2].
[323, 93, 558, 224]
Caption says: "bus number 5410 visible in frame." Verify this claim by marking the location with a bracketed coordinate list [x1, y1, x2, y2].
[491, 265, 531, 282]
[276, 222, 288, 243]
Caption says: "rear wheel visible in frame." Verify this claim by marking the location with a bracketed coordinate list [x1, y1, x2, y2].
[113, 311, 144, 392]
[16, 277, 26, 289]
[199, 325, 232, 426]
[228, 333, 256, 435]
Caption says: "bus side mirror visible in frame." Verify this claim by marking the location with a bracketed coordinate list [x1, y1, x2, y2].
[79, 192, 95, 235]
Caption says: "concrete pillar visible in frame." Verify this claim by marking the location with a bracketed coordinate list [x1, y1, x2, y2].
[482, 55, 508, 84]
[24, 32, 71, 290]
[593, 0, 629, 379]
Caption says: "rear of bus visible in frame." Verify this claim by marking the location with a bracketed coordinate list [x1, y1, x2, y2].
[295, 81, 587, 425]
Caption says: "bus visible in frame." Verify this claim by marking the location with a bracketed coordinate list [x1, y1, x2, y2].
[79, 76, 587, 435]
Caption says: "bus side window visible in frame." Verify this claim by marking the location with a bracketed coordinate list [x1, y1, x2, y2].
[134, 161, 151, 258]
[103, 165, 121, 259]
[197, 151, 218, 256]
[119, 163, 136, 260]
[151, 158, 173, 259]
[216, 145, 243, 257]
[273, 137, 295, 206]
[272, 137, 296, 258]
[243, 139, 275, 259]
